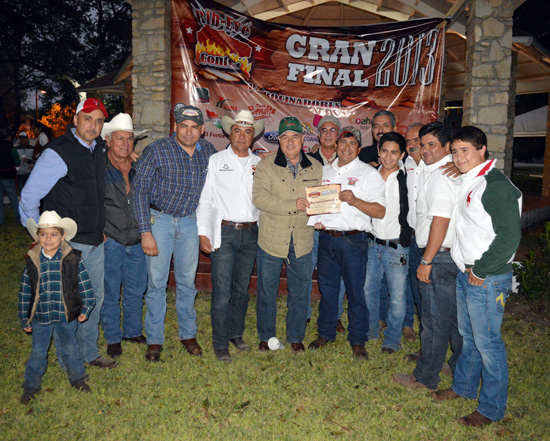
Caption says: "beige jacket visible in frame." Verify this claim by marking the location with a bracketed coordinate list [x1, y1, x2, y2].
[252, 148, 322, 258]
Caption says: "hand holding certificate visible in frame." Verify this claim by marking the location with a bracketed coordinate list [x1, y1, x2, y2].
[306, 184, 342, 215]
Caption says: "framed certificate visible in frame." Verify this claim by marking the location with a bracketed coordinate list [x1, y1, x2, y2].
[306, 184, 341, 215]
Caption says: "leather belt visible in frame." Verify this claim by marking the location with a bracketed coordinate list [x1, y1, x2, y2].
[324, 229, 362, 237]
[367, 233, 400, 250]
[419, 246, 450, 254]
[150, 203, 163, 212]
[221, 220, 257, 229]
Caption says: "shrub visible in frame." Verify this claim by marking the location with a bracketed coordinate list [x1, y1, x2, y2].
[514, 221, 550, 316]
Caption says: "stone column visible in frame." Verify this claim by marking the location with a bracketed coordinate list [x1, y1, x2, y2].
[462, 0, 515, 175]
[132, 0, 172, 150]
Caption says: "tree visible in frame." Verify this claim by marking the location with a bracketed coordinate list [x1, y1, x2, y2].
[39, 103, 76, 138]
[0, 0, 131, 129]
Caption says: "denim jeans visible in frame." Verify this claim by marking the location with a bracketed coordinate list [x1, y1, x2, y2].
[23, 320, 86, 393]
[404, 236, 423, 330]
[307, 231, 346, 319]
[101, 238, 147, 344]
[256, 238, 311, 343]
[0, 178, 19, 224]
[364, 239, 409, 351]
[145, 210, 199, 345]
[317, 231, 368, 346]
[379, 274, 389, 322]
[451, 271, 512, 421]
[413, 251, 462, 389]
[210, 224, 257, 350]
[67, 241, 104, 363]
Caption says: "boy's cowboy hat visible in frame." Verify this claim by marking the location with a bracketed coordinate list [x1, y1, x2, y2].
[101, 113, 148, 138]
[221, 110, 264, 138]
[26, 211, 77, 241]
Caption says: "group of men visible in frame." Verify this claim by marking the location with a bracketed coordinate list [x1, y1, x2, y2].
[18, 98, 521, 427]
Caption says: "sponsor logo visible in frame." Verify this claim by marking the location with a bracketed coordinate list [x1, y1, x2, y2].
[247, 104, 276, 120]
[308, 191, 321, 198]
[350, 116, 372, 126]
[347, 177, 358, 186]
[220, 163, 233, 172]
[264, 131, 279, 143]
[466, 190, 473, 207]
[205, 109, 222, 129]
[192, 4, 253, 77]
[216, 97, 238, 111]
[193, 87, 210, 104]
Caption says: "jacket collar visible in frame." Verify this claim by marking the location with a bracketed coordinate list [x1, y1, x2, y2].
[274, 147, 313, 169]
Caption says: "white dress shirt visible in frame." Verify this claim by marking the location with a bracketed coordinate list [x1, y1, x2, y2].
[405, 155, 425, 230]
[415, 154, 460, 249]
[197, 146, 260, 238]
[308, 157, 386, 232]
[372, 165, 403, 240]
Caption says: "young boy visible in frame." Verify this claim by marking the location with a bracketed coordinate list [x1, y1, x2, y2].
[18, 211, 95, 404]
[364, 132, 412, 353]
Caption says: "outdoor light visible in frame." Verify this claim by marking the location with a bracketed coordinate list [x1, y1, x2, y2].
[36, 90, 46, 121]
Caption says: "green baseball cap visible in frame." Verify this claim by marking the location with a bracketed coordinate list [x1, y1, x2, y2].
[278, 116, 303, 136]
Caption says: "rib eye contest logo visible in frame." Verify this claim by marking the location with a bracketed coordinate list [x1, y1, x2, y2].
[191, 2, 253, 77]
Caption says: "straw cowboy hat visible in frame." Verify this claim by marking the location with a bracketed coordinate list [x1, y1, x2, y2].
[221, 110, 264, 138]
[101, 113, 148, 139]
[26, 211, 77, 241]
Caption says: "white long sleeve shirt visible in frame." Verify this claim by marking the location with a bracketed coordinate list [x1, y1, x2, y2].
[196, 146, 260, 238]
[405, 155, 424, 230]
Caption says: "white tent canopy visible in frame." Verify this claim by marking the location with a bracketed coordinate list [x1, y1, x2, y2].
[514, 105, 548, 137]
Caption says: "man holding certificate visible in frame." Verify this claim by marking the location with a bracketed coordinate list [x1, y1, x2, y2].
[307, 126, 386, 360]
[196, 110, 263, 363]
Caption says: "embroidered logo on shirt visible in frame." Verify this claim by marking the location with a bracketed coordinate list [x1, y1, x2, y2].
[220, 164, 233, 172]
[347, 177, 358, 186]
[251, 164, 256, 176]
[466, 190, 473, 207]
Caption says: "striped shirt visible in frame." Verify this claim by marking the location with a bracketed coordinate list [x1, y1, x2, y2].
[18, 247, 95, 327]
[132, 135, 216, 233]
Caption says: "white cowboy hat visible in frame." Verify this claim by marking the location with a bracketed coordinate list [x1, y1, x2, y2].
[26, 211, 77, 241]
[221, 110, 264, 138]
[101, 113, 148, 138]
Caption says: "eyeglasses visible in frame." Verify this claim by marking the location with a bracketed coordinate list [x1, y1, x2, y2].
[320, 128, 338, 134]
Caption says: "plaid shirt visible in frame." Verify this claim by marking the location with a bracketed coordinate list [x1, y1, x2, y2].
[132, 135, 216, 233]
[18, 248, 95, 327]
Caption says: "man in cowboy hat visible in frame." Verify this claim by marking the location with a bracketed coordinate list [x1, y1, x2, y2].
[100, 114, 149, 358]
[196, 109, 263, 363]
[19, 98, 117, 369]
[132, 104, 216, 361]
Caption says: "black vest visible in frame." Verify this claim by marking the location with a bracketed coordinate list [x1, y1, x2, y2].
[43, 130, 105, 245]
[25, 249, 83, 323]
[397, 169, 412, 247]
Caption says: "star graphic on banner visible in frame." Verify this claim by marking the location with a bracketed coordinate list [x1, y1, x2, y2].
[187, 27, 193, 34]
[255, 45, 262, 52]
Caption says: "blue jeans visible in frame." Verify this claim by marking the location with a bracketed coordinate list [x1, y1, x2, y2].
[23, 320, 86, 393]
[308, 231, 346, 319]
[452, 271, 512, 421]
[364, 239, 409, 351]
[0, 178, 19, 224]
[404, 236, 423, 330]
[317, 231, 368, 346]
[210, 224, 257, 350]
[67, 241, 104, 363]
[145, 210, 199, 345]
[413, 251, 462, 389]
[101, 238, 147, 344]
[256, 239, 311, 343]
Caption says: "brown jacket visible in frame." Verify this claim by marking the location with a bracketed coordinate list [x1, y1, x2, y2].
[252, 148, 322, 258]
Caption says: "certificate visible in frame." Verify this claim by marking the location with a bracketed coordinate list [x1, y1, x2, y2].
[306, 184, 341, 215]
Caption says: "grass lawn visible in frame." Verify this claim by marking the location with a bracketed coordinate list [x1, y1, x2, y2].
[1, 212, 549, 440]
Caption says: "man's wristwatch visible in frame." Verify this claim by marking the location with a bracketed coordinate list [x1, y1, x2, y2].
[420, 257, 432, 266]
